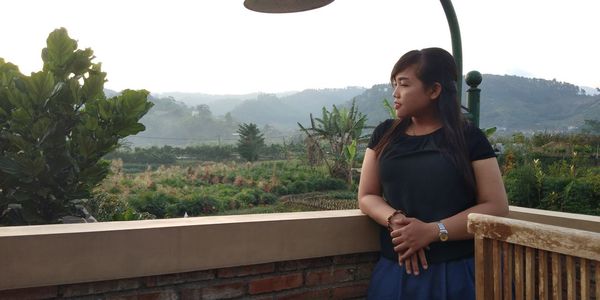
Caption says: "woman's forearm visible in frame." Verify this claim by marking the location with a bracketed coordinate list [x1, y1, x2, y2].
[358, 194, 397, 227]
[440, 201, 509, 241]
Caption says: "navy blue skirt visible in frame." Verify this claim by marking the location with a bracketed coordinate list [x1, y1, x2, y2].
[367, 256, 476, 300]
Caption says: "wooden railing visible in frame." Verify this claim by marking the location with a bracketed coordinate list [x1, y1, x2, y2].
[468, 213, 600, 300]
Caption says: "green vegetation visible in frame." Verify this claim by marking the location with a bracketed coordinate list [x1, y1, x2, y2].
[494, 132, 600, 215]
[237, 123, 265, 162]
[298, 100, 368, 184]
[89, 160, 347, 221]
[0, 28, 152, 224]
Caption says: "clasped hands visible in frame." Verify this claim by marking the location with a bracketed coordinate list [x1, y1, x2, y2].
[388, 214, 438, 276]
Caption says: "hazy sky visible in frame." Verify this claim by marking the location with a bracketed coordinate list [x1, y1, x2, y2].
[1, 0, 598, 95]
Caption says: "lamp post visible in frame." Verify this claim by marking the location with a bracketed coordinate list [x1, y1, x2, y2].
[243, 0, 480, 126]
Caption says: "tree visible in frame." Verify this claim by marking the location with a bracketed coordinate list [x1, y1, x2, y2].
[581, 119, 600, 135]
[237, 123, 265, 162]
[0, 28, 153, 224]
[298, 100, 368, 183]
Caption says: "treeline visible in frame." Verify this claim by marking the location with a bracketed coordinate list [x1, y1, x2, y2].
[104, 143, 307, 165]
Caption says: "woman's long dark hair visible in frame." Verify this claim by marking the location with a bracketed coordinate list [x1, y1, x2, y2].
[372, 47, 476, 194]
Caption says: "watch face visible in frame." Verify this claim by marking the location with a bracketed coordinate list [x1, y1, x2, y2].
[439, 232, 449, 242]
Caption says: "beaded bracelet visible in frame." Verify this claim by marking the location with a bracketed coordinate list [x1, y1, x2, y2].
[387, 209, 406, 232]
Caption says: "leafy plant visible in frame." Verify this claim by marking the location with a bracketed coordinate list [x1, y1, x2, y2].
[298, 100, 368, 183]
[0, 28, 153, 224]
[382, 98, 397, 119]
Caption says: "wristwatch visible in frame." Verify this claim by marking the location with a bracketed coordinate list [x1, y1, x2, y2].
[437, 222, 449, 242]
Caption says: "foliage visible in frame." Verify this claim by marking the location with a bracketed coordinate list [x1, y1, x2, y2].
[237, 123, 265, 162]
[0, 28, 152, 224]
[502, 142, 600, 216]
[91, 160, 345, 220]
[382, 98, 396, 119]
[298, 100, 368, 183]
[581, 119, 600, 135]
[130, 95, 239, 147]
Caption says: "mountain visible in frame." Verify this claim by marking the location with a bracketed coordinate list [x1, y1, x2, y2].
[153, 91, 302, 116]
[121, 87, 365, 146]
[228, 87, 366, 129]
[121, 75, 599, 147]
[351, 75, 600, 133]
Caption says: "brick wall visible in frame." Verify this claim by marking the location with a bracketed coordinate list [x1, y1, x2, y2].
[0, 252, 379, 300]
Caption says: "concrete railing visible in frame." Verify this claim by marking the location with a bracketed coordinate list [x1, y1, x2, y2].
[1, 206, 599, 299]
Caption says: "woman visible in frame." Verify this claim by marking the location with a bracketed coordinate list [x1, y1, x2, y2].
[358, 47, 508, 299]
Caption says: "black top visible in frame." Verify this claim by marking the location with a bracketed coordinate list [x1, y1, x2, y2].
[367, 119, 496, 264]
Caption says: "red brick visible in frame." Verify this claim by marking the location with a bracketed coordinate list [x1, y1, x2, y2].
[333, 254, 360, 265]
[277, 288, 331, 300]
[332, 283, 369, 299]
[248, 273, 303, 294]
[143, 270, 214, 287]
[356, 263, 375, 280]
[277, 257, 332, 271]
[0, 286, 57, 300]
[306, 267, 354, 286]
[333, 252, 378, 265]
[119, 278, 143, 291]
[62, 279, 129, 297]
[60, 278, 140, 297]
[108, 290, 177, 300]
[217, 263, 275, 278]
[180, 288, 201, 300]
[201, 282, 245, 300]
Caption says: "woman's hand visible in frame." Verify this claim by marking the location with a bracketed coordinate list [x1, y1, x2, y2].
[398, 249, 428, 275]
[390, 217, 438, 262]
[388, 211, 408, 231]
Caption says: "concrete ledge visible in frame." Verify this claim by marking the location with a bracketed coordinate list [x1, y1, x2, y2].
[508, 205, 600, 233]
[1, 206, 598, 291]
[0, 210, 380, 291]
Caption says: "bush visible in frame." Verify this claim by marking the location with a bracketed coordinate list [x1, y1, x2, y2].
[166, 194, 221, 217]
[129, 191, 178, 218]
[504, 165, 538, 208]
[233, 188, 277, 206]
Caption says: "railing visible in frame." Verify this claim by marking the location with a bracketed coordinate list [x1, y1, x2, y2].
[468, 213, 600, 300]
[1, 207, 599, 299]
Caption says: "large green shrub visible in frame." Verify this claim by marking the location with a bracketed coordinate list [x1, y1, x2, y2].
[129, 192, 178, 218]
[166, 194, 222, 217]
[0, 28, 153, 224]
[504, 164, 538, 208]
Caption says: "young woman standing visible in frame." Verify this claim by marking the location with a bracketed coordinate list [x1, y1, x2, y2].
[358, 48, 508, 299]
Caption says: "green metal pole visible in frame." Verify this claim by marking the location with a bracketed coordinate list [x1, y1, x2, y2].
[439, 0, 463, 105]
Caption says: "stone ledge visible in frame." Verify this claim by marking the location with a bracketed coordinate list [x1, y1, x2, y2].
[1, 206, 597, 291]
[0, 210, 379, 291]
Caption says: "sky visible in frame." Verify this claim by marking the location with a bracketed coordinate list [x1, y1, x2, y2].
[1, 0, 598, 95]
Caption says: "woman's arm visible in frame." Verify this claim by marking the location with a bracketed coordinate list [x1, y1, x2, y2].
[438, 157, 509, 239]
[392, 157, 509, 260]
[357, 148, 397, 226]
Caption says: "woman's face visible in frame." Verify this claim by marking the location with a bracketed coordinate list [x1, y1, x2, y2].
[391, 64, 438, 118]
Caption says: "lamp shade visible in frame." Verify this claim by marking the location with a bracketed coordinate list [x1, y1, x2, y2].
[244, 0, 335, 13]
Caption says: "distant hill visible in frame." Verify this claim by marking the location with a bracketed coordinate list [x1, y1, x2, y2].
[119, 75, 600, 146]
[153, 91, 300, 116]
[122, 95, 239, 147]
[228, 87, 366, 129]
[351, 75, 600, 133]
